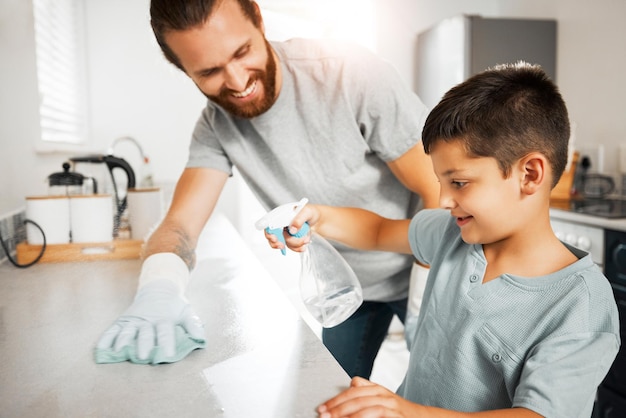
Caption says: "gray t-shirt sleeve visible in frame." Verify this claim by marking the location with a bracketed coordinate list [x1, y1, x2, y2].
[187, 106, 233, 175]
[340, 43, 429, 162]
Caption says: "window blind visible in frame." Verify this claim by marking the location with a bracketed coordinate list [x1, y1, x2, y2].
[32, 0, 88, 145]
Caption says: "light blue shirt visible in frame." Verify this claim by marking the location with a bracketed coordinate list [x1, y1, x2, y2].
[401, 209, 620, 417]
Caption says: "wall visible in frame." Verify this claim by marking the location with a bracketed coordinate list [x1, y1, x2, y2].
[1, 0, 625, 220]
[375, 0, 626, 176]
[85, 0, 205, 185]
[0, 0, 206, 217]
[0, 0, 62, 214]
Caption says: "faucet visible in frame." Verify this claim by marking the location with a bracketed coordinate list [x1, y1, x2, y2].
[108, 136, 154, 187]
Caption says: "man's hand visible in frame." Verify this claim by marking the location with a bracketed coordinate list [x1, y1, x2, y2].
[94, 253, 206, 364]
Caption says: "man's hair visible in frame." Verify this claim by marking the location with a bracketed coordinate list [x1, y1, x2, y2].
[150, 0, 261, 71]
[422, 62, 570, 188]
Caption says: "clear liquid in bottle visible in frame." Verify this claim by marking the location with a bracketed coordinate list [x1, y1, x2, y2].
[300, 233, 363, 328]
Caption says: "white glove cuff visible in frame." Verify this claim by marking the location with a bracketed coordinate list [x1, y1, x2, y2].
[138, 253, 190, 297]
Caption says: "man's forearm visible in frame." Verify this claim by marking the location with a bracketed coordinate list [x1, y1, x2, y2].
[141, 220, 197, 270]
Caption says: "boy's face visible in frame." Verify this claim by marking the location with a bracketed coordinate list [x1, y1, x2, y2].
[165, 0, 278, 118]
[430, 139, 526, 245]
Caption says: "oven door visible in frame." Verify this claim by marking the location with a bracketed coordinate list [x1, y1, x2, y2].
[605, 229, 626, 286]
[594, 385, 626, 418]
[599, 282, 626, 397]
[596, 228, 626, 416]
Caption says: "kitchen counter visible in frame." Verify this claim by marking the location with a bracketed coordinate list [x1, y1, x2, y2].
[0, 213, 349, 417]
[550, 207, 626, 232]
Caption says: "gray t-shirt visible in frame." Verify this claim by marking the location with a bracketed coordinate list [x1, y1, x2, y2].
[187, 38, 430, 301]
[401, 209, 620, 417]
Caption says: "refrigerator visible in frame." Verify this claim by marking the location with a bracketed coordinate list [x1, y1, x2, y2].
[415, 15, 557, 109]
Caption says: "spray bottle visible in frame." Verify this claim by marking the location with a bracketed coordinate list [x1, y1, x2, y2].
[255, 198, 363, 328]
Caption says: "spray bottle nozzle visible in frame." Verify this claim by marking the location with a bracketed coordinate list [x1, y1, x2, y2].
[255, 198, 309, 255]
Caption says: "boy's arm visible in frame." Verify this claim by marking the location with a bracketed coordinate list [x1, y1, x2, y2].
[285, 204, 412, 254]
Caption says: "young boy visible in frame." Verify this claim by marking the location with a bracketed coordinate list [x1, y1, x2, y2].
[270, 62, 620, 417]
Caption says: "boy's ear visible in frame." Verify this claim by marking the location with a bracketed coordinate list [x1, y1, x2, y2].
[519, 153, 548, 195]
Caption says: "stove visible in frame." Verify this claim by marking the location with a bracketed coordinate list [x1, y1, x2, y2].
[549, 198, 626, 416]
[593, 228, 626, 417]
[569, 198, 626, 219]
[551, 219, 604, 265]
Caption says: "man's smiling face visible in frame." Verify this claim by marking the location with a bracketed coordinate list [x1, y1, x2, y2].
[165, 0, 279, 118]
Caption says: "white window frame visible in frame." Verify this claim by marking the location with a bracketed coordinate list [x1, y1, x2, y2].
[32, 0, 90, 152]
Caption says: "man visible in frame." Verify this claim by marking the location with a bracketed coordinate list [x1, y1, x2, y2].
[95, 0, 439, 378]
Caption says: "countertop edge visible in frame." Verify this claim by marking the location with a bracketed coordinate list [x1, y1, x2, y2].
[549, 208, 626, 232]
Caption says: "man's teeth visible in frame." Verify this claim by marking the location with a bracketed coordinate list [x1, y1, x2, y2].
[232, 81, 256, 98]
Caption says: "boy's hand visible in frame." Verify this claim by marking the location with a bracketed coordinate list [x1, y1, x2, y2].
[263, 225, 311, 253]
[263, 204, 320, 253]
[317, 377, 421, 417]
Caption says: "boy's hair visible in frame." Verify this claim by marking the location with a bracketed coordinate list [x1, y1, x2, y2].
[422, 62, 570, 188]
[150, 0, 261, 72]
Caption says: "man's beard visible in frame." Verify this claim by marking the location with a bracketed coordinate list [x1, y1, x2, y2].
[206, 40, 278, 119]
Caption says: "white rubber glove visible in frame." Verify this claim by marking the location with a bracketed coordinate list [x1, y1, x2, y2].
[95, 253, 206, 364]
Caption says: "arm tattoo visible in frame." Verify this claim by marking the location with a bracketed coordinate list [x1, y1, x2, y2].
[172, 226, 197, 270]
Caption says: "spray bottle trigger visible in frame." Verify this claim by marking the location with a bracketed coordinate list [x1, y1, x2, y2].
[266, 222, 310, 256]
[288, 222, 310, 238]
[266, 227, 287, 255]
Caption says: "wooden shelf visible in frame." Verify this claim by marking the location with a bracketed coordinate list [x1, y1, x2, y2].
[16, 239, 143, 264]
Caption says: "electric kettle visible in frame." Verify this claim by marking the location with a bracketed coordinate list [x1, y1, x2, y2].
[69, 154, 136, 233]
